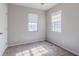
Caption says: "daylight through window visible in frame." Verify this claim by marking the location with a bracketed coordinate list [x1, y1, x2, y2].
[51, 11, 62, 32]
[28, 13, 38, 31]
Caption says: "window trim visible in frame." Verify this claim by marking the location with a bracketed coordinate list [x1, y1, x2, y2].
[28, 13, 38, 32]
[51, 10, 62, 32]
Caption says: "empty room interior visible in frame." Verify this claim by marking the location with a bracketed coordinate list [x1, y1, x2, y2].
[1, 3, 79, 56]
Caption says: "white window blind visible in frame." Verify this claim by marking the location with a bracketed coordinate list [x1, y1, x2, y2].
[51, 11, 62, 32]
[28, 13, 38, 31]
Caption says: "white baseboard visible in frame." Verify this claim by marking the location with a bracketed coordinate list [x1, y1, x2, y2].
[47, 39, 78, 56]
[8, 39, 45, 47]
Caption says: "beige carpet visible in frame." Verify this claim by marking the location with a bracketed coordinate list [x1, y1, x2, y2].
[3, 41, 76, 56]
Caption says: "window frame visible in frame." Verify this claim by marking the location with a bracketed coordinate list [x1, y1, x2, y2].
[28, 13, 38, 32]
[51, 10, 62, 32]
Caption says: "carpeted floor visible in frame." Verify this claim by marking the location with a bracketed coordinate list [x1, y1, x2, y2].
[3, 41, 76, 56]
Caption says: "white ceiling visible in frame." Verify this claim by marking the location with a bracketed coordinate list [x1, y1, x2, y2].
[12, 3, 57, 11]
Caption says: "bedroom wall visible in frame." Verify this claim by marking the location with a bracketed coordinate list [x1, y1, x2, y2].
[0, 3, 8, 55]
[8, 4, 46, 47]
[46, 3, 79, 55]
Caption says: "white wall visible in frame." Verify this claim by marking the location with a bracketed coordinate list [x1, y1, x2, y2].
[0, 3, 8, 56]
[8, 4, 46, 47]
[46, 3, 79, 55]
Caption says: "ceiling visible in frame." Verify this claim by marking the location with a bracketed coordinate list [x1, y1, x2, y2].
[12, 3, 57, 11]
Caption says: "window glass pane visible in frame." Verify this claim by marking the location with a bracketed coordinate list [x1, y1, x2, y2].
[51, 11, 61, 32]
[28, 14, 38, 23]
[28, 13, 38, 31]
[28, 23, 37, 31]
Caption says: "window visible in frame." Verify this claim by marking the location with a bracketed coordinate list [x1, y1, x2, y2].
[28, 13, 38, 31]
[51, 11, 61, 32]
